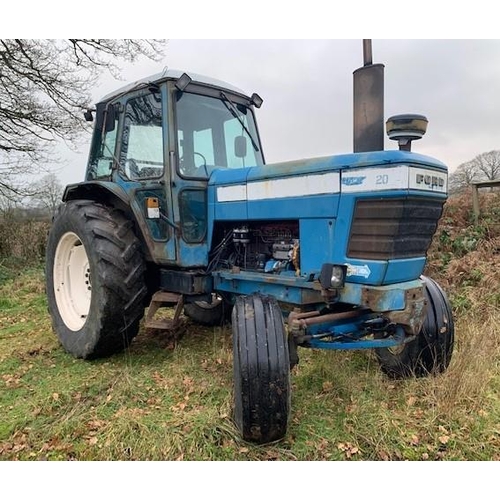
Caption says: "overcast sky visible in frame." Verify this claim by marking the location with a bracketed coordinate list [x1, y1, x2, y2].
[57, 39, 500, 187]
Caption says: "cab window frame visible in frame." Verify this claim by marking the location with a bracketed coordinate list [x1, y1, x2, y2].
[118, 89, 165, 181]
[86, 102, 120, 181]
[173, 85, 264, 181]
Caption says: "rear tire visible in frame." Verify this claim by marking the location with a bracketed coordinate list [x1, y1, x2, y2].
[375, 276, 454, 378]
[232, 294, 291, 444]
[184, 294, 228, 326]
[46, 200, 147, 359]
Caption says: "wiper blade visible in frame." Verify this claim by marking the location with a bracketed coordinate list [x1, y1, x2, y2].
[220, 91, 260, 152]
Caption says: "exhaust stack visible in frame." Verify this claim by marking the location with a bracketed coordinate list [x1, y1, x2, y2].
[353, 40, 385, 153]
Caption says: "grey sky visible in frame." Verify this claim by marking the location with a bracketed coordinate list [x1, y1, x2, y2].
[58, 39, 500, 186]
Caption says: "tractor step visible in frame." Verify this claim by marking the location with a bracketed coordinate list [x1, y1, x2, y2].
[144, 291, 184, 331]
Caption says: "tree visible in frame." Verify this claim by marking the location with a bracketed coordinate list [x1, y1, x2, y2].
[474, 150, 500, 181]
[449, 150, 500, 193]
[449, 160, 480, 194]
[0, 39, 166, 198]
[31, 173, 64, 215]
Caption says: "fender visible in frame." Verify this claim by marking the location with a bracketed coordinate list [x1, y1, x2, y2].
[63, 181, 156, 263]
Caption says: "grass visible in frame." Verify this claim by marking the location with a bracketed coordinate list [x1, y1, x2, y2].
[1, 194, 499, 460]
[1, 267, 499, 461]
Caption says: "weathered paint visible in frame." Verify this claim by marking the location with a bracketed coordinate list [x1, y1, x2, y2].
[207, 151, 446, 286]
[339, 279, 423, 311]
[63, 180, 175, 264]
[213, 270, 321, 305]
[72, 70, 453, 355]
[307, 327, 408, 351]
[288, 309, 410, 351]
[80, 76, 449, 331]
[299, 218, 337, 275]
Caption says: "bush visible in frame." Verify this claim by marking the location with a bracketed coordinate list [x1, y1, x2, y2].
[0, 214, 50, 282]
[426, 192, 500, 315]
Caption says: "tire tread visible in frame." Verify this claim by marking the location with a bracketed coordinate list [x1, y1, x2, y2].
[232, 294, 290, 444]
[46, 200, 146, 359]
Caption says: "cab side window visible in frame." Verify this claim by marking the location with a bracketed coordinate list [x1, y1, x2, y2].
[120, 92, 164, 180]
[87, 108, 118, 180]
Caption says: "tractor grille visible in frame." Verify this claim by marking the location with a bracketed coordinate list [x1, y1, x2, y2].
[347, 197, 444, 260]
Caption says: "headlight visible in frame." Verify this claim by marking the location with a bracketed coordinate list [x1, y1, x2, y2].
[320, 264, 347, 289]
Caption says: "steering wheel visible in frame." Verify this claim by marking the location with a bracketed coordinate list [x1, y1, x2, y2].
[179, 152, 208, 177]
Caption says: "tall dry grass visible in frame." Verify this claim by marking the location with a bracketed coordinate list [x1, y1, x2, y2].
[423, 191, 500, 418]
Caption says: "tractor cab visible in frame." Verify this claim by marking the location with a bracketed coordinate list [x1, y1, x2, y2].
[76, 70, 264, 267]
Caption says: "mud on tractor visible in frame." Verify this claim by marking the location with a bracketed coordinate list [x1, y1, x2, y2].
[46, 41, 454, 444]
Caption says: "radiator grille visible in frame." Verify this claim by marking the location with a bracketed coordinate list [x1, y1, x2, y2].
[347, 197, 444, 260]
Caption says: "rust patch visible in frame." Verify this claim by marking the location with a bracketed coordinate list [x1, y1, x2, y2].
[385, 286, 427, 336]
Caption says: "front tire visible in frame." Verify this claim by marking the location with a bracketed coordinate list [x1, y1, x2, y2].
[46, 200, 147, 359]
[375, 276, 454, 378]
[232, 294, 291, 444]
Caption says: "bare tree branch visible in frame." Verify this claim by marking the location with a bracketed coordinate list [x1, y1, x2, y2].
[474, 150, 500, 181]
[0, 39, 166, 197]
[449, 150, 500, 193]
[29, 173, 64, 214]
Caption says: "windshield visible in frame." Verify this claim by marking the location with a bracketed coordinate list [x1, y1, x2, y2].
[175, 92, 264, 179]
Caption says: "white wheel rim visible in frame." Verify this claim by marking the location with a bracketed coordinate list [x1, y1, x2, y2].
[53, 232, 91, 331]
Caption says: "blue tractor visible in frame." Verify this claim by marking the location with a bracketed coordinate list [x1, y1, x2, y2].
[46, 41, 454, 444]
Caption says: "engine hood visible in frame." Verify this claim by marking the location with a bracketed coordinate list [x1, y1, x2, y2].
[209, 150, 447, 188]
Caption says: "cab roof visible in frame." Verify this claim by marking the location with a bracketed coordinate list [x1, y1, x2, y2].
[98, 68, 250, 104]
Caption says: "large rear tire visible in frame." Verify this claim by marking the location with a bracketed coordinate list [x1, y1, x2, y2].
[232, 294, 291, 444]
[184, 294, 228, 326]
[375, 276, 454, 378]
[46, 200, 147, 359]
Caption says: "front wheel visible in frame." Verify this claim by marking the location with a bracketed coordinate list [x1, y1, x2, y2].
[375, 276, 454, 378]
[232, 294, 291, 444]
[46, 200, 147, 359]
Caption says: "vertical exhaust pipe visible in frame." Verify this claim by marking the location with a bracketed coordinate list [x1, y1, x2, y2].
[353, 39, 385, 152]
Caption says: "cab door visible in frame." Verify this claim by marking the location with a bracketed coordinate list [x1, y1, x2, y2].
[114, 87, 176, 264]
[169, 89, 212, 268]
[168, 83, 265, 269]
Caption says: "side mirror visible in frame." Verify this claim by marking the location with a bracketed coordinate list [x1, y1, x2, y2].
[234, 136, 247, 158]
[95, 103, 116, 132]
[84, 109, 94, 122]
[250, 93, 263, 108]
[175, 73, 192, 92]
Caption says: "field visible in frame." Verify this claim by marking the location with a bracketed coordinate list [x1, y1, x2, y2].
[0, 194, 499, 461]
